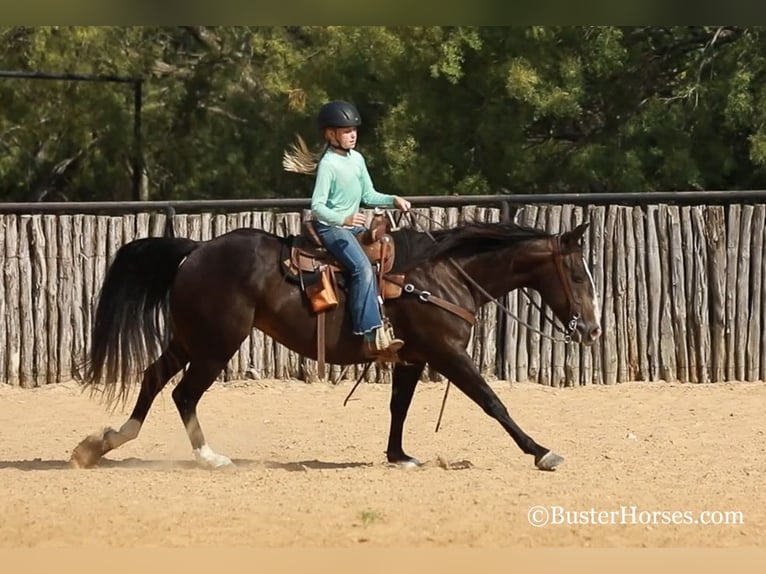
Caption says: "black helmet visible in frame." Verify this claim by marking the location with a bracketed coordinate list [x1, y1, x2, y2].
[317, 100, 362, 130]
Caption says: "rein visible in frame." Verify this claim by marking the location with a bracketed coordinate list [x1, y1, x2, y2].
[403, 211, 578, 344]
[344, 209, 578, 425]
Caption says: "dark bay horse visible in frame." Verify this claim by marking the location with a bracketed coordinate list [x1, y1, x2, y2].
[70, 217, 602, 471]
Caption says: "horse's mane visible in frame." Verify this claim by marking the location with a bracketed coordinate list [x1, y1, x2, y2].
[392, 222, 552, 272]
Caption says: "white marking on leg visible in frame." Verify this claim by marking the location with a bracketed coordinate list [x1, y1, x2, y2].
[193, 444, 234, 469]
[583, 256, 601, 325]
[184, 413, 234, 469]
[105, 418, 142, 449]
[118, 419, 141, 440]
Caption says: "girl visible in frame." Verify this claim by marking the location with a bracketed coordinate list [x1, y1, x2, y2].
[284, 100, 411, 357]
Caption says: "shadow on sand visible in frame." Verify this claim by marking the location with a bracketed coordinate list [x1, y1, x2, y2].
[0, 457, 378, 472]
[0, 456, 475, 471]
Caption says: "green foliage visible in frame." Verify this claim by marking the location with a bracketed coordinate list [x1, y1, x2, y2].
[2, 26, 766, 202]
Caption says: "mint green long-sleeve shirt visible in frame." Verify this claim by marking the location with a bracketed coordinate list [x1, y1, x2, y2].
[310, 149, 395, 226]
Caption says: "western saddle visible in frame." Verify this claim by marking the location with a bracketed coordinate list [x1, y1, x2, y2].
[282, 210, 405, 379]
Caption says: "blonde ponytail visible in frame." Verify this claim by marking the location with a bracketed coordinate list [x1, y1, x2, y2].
[282, 134, 325, 175]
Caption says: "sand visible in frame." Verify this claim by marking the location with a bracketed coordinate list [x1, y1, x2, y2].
[0, 378, 762, 548]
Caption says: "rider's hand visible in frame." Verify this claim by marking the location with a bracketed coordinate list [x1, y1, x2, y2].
[393, 196, 411, 212]
[343, 213, 368, 227]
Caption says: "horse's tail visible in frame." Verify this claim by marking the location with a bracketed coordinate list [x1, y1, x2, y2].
[83, 236, 198, 407]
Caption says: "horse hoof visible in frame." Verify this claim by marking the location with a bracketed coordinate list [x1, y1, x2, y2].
[193, 446, 235, 470]
[196, 458, 236, 470]
[198, 456, 235, 470]
[69, 446, 97, 469]
[535, 451, 564, 471]
[69, 431, 111, 469]
[389, 457, 421, 469]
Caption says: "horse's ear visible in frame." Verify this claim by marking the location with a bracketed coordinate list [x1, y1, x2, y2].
[560, 221, 590, 251]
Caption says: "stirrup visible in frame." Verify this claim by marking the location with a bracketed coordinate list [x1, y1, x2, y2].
[363, 325, 403, 361]
[375, 324, 404, 352]
[363, 341, 404, 363]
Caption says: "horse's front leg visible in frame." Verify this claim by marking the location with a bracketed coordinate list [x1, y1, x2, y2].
[428, 350, 563, 470]
[387, 362, 426, 467]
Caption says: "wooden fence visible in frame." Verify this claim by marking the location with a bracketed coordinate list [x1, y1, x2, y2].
[0, 203, 762, 387]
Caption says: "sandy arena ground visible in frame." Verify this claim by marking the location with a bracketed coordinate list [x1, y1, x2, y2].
[0, 378, 763, 548]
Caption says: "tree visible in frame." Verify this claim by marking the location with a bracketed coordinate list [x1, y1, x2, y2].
[2, 26, 766, 202]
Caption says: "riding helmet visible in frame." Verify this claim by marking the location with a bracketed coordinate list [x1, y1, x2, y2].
[317, 100, 362, 130]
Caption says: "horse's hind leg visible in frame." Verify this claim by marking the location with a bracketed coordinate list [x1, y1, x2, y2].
[70, 340, 188, 468]
[171, 359, 233, 469]
[387, 363, 426, 467]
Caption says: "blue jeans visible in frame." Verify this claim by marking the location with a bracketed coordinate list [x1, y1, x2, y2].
[314, 222, 382, 335]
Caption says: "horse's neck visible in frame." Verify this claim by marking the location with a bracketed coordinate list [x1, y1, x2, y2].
[456, 244, 543, 301]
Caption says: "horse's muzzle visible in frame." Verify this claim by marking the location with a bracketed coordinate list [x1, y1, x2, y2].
[572, 321, 602, 345]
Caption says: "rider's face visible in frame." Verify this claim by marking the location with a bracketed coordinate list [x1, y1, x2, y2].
[329, 126, 357, 150]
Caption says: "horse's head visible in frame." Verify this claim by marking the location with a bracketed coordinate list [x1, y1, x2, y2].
[532, 222, 602, 345]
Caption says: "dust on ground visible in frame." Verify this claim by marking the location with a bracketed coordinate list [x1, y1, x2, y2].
[0, 378, 762, 547]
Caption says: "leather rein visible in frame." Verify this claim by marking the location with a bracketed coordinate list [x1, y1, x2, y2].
[399, 211, 580, 344]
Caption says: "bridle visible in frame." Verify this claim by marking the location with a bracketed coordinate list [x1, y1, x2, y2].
[342, 210, 582, 409]
[403, 211, 581, 344]
[540, 235, 582, 340]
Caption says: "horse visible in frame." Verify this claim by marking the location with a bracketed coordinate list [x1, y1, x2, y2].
[70, 214, 602, 471]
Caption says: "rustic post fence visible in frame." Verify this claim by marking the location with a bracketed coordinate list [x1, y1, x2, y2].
[2, 191, 766, 386]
